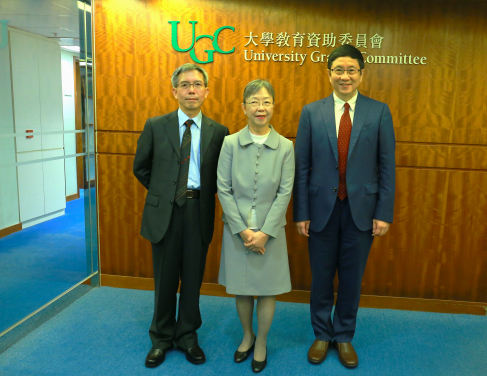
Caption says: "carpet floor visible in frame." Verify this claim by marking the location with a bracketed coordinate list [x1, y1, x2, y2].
[0, 287, 486, 375]
[0, 191, 88, 333]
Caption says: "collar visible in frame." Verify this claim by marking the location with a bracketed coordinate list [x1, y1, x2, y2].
[333, 91, 358, 112]
[238, 125, 280, 150]
[178, 108, 202, 129]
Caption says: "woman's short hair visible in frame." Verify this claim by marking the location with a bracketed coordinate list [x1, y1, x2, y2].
[243, 79, 275, 104]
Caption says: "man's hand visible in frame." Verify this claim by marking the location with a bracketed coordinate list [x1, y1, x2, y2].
[372, 219, 390, 236]
[295, 220, 310, 237]
[240, 229, 265, 254]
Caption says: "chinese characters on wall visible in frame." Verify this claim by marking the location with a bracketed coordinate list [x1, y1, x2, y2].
[245, 32, 385, 49]
[243, 31, 427, 65]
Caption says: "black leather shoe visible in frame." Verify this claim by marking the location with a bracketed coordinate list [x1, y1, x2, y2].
[251, 346, 267, 373]
[234, 334, 256, 363]
[145, 346, 172, 368]
[177, 344, 206, 364]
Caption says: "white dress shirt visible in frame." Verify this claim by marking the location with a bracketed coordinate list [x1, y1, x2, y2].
[178, 109, 202, 189]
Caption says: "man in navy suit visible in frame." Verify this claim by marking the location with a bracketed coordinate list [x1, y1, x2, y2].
[293, 45, 395, 368]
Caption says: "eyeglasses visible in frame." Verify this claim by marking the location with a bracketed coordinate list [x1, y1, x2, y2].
[177, 81, 206, 90]
[330, 68, 361, 76]
[245, 101, 274, 108]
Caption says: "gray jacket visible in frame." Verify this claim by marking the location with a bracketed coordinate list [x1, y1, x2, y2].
[217, 125, 295, 238]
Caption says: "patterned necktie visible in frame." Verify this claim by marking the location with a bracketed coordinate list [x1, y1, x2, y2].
[175, 119, 193, 206]
[337, 103, 352, 200]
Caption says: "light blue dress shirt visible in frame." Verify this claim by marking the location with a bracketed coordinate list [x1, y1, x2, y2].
[178, 108, 201, 190]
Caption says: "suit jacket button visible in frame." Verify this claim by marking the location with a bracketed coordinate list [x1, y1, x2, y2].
[170, 200, 173, 205]
[173, 180, 176, 184]
[246, 250, 250, 255]
[333, 188, 337, 192]
[336, 165, 338, 169]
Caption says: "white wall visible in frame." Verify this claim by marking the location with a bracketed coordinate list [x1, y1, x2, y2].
[61, 49, 79, 196]
[0, 34, 20, 230]
[9, 28, 66, 224]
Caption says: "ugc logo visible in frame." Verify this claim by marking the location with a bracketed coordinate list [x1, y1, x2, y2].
[168, 21, 235, 64]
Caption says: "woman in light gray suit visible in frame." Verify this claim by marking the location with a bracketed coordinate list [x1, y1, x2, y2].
[217, 79, 294, 373]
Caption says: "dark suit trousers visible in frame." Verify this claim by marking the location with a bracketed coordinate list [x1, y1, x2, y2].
[149, 198, 208, 350]
[308, 197, 374, 343]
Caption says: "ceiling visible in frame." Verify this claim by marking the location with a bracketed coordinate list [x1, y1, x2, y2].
[0, 0, 80, 46]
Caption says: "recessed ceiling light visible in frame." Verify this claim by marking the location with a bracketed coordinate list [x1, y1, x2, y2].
[61, 45, 80, 52]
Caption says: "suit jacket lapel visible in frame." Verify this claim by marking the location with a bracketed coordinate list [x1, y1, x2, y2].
[163, 111, 180, 156]
[348, 92, 369, 159]
[319, 95, 338, 164]
[200, 114, 214, 164]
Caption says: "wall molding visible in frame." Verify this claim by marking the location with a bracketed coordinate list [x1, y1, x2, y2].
[66, 193, 80, 202]
[100, 274, 487, 316]
[0, 223, 22, 239]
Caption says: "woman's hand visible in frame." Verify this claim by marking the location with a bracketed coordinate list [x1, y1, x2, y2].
[244, 231, 269, 255]
[239, 229, 254, 244]
[239, 229, 265, 255]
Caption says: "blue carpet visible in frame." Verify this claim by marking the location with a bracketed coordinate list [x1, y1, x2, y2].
[0, 287, 486, 375]
[0, 191, 89, 333]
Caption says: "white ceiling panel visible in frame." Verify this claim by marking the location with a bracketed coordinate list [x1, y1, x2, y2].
[0, 0, 79, 39]
[0, 6, 16, 15]
[20, 27, 78, 38]
[50, 0, 78, 12]
[0, 0, 76, 15]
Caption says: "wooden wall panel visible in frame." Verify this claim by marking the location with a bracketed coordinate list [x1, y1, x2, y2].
[396, 143, 487, 170]
[363, 168, 487, 302]
[97, 131, 138, 154]
[98, 154, 152, 277]
[94, 0, 487, 307]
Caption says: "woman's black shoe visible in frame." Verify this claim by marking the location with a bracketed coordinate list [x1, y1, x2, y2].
[234, 334, 256, 363]
[251, 346, 267, 373]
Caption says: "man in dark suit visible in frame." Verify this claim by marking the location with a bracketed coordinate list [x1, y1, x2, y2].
[293, 45, 395, 368]
[133, 63, 229, 368]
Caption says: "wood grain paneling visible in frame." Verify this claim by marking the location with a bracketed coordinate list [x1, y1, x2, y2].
[98, 154, 152, 277]
[396, 143, 487, 170]
[95, 0, 487, 309]
[97, 131, 139, 154]
[364, 168, 487, 302]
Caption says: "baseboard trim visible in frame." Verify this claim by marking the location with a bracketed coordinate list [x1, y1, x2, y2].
[22, 209, 65, 229]
[100, 274, 487, 316]
[0, 223, 22, 239]
[358, 295, 486, 315]
[101, 274, 154, 290]
[66, 193, 80, 202]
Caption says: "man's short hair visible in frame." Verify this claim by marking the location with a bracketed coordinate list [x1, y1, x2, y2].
[171, 63, 209, 88]
[243, 79, 275, 104]
[328, 45, 365, 70]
